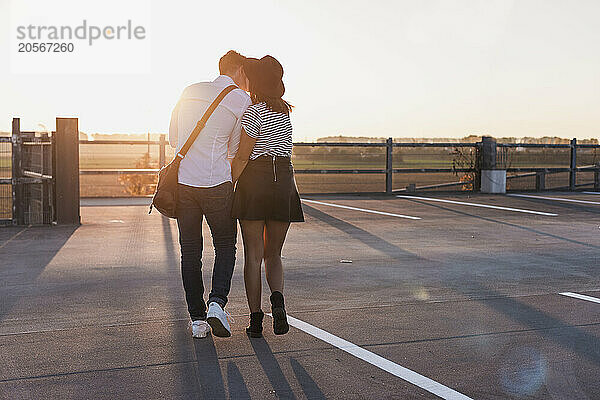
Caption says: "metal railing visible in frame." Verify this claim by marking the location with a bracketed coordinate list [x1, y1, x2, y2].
[0, 136, 12, 223]
[9, 129, 55, 225]
[20, 133, 54, 224]
[79, 136, 600, 194]
[4, 116, 80, 225]
[498, 140, 600, 191]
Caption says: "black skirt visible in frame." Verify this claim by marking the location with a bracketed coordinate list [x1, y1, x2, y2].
[232, 156, 304, 222]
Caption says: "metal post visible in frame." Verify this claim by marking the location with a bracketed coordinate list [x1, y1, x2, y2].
[478, 136, 497, 192]
[159, 134, 166, 168]
[594, 163, 600, 190]
[51, 133, 57, 222]
[11, 118, 23, 225]
[385, 137, 393, 194]
[481, 136, 497, 170]
[41, 132, 52, 223]
[569, 138, 577, 191]
[54, 118, 80, 225]
[536, 171, 545, 192]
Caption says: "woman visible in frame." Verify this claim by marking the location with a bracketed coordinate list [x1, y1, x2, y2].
[231, 55, 304, 338]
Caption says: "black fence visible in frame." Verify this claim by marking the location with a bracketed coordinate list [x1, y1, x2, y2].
[0, 137, 11, 223]
[19, 133, 54, 224]
[1, 126, 54, 225]
[494, 141, 599, 191]
[3, 117, 80, 226]
[79, 136, 600, 196]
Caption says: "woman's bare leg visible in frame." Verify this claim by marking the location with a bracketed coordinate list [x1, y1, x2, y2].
[240, 220, 265, 313]
[263, 220, 290, 294]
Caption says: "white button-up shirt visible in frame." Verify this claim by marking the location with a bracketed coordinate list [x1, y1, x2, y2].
[169, 75, 251, 187]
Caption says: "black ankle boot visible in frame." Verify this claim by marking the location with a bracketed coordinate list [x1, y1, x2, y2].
[246, 310, 264, 338]
[270, 291, 289, 335]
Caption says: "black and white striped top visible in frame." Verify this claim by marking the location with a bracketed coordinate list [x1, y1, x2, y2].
[240, 102, 293, 160]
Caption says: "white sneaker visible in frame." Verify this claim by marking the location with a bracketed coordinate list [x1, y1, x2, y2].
[189, 320, 211, 338]
[206, 302, 232, 338]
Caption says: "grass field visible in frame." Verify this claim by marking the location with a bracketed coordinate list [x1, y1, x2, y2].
[77, 170, 588, 197]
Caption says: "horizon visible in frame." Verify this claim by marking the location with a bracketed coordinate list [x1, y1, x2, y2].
[1, 0, 599, 141]
[3, 128, 598, 144]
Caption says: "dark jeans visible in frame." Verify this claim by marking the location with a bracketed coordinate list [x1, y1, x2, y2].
[176, 182, 236, 321]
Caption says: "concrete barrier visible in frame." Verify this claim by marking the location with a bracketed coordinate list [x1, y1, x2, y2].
[480, 170, 506, 194]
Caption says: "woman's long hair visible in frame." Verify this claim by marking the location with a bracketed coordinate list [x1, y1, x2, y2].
[250, 86, 293, 115]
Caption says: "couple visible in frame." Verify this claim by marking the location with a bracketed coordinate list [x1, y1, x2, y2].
[168, 50, 304, 340]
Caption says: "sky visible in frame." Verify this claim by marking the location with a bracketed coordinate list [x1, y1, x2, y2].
[1, 0, 599, 140]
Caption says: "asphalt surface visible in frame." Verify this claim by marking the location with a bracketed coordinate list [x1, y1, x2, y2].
[1, 191, 599, 399]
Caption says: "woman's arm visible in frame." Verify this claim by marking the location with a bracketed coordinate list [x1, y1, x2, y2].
[231, 128, 257, 183]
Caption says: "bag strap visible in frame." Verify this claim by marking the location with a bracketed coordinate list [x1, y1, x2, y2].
[175, 84, 237, 161]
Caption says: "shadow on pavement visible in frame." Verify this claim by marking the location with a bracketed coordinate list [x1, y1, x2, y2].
[507, 195, 600, 216]
[404, 198, 600, 251]
[290, 357, 326, 400]
[0, 225, 78, 323]
[304, 200, 600, 368]
[302, 204, 422, 261]
[226, 361, 251, 400]
[467, 283, 600, 367]
[193, 336, 229, 399]
[249, 336, 297, 399]
[161, 214, 179, 267]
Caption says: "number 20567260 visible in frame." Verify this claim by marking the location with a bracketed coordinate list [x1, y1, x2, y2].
[18, 42, 74, 52]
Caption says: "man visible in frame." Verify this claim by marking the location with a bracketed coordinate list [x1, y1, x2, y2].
[169, 50, 251, 338]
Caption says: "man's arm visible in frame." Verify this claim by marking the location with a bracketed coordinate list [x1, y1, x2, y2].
[168, 98, 182, 149]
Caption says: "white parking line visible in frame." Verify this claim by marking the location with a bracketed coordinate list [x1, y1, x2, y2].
[583, 192, 600, 195]
[302, 199, 422, 220]
[560, 292, 600, 304]
[508, 193, 600, 205]
[283, 314, 473, 400]
[396, 195, 558, 216]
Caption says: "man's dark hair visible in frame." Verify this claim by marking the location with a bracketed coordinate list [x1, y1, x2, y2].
[219, 50, 245, 75]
